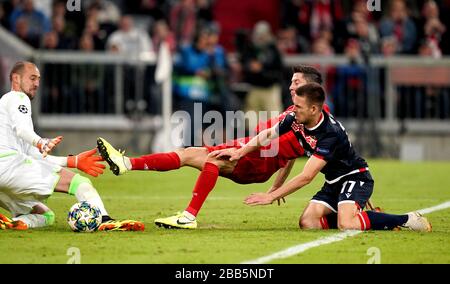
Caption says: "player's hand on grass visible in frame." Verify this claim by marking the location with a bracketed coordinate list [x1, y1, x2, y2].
[210, 148, 241, 161]
[37, 136, 63, 157]
[67, 148, 106, 177]
[244, 192, 275, 206]
[267, 186, 286, 206]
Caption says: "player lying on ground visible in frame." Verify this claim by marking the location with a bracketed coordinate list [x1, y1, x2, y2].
[97, 66, 377, 230]
[215, 83, 431, 232]
[0, 61, 144, 231]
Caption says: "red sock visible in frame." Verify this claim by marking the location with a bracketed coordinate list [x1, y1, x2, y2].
[319, 217, 329, 229]
[357, 211, 372, 230]
[130, 152, 180, 171]
[185, 162, 219, 217]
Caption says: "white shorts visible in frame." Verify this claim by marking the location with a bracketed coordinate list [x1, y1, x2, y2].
[0, 153, 61, 217]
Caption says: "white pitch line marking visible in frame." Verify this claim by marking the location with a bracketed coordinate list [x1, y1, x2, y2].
[241, 200, 450, 264]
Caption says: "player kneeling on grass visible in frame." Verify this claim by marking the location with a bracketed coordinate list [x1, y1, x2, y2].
[0, 61, 144, 231]
[217, 83, 431, 232]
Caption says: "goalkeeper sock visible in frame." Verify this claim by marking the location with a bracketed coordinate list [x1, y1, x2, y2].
[130, 152, 181, 171]
[358, 211, 408, 230]
[13, 211, 55, 229]
[69, 174, 108, 217]
[185, 162, 219, 217]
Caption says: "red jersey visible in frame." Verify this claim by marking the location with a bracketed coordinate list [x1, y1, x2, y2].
[254, 104, 330, 133]
[204, 104, 330, 184]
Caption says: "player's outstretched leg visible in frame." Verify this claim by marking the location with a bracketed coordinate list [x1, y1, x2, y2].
[97, 137, 184, 176]
[97, 137, 131, 176]
[154, 161, 220, 229]
[154, 150, 238, 229]
[339, 203, 432, 232]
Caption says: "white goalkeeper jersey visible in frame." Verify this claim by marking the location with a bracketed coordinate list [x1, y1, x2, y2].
[0, 91, 40, 158]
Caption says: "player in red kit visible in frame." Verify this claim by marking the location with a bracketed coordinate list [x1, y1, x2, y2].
[97, 66, 326, 229]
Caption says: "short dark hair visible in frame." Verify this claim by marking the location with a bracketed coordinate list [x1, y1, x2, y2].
[9, 61, 27, 82]
[292, 65, 323, 84]
[295, 82, 325, 107]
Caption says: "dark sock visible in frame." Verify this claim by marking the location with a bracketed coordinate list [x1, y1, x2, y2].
[361, 211, 408, 230]
[326, 213, 338, 229]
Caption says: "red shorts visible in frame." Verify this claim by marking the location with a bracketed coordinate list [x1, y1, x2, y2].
[205, 137, 290, 184]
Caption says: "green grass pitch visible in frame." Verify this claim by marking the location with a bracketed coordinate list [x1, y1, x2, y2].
[1, 159, 449, 264]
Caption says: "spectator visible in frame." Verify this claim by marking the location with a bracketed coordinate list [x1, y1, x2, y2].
[379, 0, 417, 54]
[344, 1, 380, 55]
[381, 36, 399, 57]
[41, 31, 59, 50]
[51, 16, 75, 49]
[10, 0, 50, 39]
[417, 39, 445, 118]
[33, 0, 51, 19]
[277, 26, 310, 55]
[51, 0, 84, 37]
[351, 12, 380, 55]
[418, 0, 446, 58]
[79, 32, 95, 51]
[172, 27, 213, 146]
[170, 0, 197, 47]
[106, 16, 153, 55]
[76, 33, 106, 113]
[0, 1, 19, 30]
[242, 21, 283, 130]
[423, 18, 446, 58]
[14, 16, 39, 48]
[311, 36, 334, 56]
[106, 16, 154, 115]
[173, 28, 212, 102]
[282, 0, 344, 43]
[152, 19, 176, 53]
[84, 16, 108, 50]
[205, 23, 237, 112]
[84, 0, 121, 25]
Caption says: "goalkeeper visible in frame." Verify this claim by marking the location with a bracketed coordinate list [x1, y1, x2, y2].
[0, 61, 144, 231]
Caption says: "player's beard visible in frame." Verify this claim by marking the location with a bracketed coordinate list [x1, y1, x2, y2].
[20, 82, 36, 101]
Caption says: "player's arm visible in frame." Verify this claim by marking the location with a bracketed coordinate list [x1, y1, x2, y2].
[245, 156, 326, 206]
[224, 113, 296, 161]
[212, 124, 280, 161]
[267, 159, 296, 205]
[7, 96, 62, 157]
[237, 125, 279, 159]
[214, 113, 296, 161]
[28, 147, 105, 177]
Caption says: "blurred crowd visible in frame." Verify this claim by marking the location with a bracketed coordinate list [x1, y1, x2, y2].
[0, 0, 449, 121]
[0, 0, 448, 56]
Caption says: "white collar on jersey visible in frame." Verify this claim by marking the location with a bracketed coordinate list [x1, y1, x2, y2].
[306, 112, 324, 131]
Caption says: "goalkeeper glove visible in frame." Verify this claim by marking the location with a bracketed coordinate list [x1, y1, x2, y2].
[36, 136, 63, 157]
[67, 148, 106, 177]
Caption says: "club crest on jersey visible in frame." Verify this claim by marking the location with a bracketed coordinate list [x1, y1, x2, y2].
[291, 121, 317, 149]
[18, 105, 28, 114]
